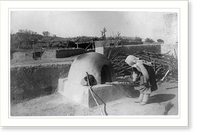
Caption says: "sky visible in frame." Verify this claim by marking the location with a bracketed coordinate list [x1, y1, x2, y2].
[11, 11, 173, 41]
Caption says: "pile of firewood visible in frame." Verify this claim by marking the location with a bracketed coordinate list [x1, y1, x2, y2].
[107, 48, 178, 83]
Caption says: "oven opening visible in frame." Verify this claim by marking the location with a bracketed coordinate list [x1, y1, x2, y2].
[101, 65, 112, 84]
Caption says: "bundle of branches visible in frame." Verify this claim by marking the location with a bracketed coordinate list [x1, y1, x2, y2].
[106, 46, 132, 77]
[134, 50, 178, 83]
[107, 48, 178, 83]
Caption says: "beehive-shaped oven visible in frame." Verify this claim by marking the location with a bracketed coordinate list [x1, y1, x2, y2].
[67, 52, 115, 85]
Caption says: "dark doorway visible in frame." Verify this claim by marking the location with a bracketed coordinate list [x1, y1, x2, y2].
[101, 65, 112, 84]
[33, 51, 43, 60]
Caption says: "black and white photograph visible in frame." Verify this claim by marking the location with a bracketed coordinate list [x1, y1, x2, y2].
[10, 10, 179, 116]
[0, 0, 189, 128]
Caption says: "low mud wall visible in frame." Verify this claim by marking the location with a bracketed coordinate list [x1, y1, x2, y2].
[11, 48, 88, 62]
[56, 48, 86, 58]
[12, 51, 33, 62]
[104, 44, 161, 57]
[41, 49, 56, 60]
[11, 63, 71, 104]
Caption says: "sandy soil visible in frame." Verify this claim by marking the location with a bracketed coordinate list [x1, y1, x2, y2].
[11, 82, 178, 116]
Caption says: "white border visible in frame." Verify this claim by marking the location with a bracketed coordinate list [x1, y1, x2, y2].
[0, 1, 188, 126]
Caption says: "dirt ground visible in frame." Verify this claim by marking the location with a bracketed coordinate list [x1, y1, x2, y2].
[11, 81, 178, 116]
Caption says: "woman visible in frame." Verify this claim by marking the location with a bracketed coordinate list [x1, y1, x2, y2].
[125, 55, 157, 105]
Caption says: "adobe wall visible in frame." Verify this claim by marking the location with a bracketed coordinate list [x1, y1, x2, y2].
[12, 51, 33, 62]
[95, 40, 161, 56]
[11, 62, 71, 104]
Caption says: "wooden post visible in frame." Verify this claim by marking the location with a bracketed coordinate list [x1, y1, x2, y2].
[174, 49, 177, 59]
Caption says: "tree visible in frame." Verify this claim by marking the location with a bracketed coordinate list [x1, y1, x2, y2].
[52, 34, 57, 37]
[117, 31, 121, 37]
[41, 36, 54, 47]
[42, 31, 50, 37]
[157, 39, 164, 43]
[100, 27, 107, 39]
[11, 29, 43, 49]
[145, 38, 154, 43]
[11, 33, 21, 50]
[134, 36, 142, 42]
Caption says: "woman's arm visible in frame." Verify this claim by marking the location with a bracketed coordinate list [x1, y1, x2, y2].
[133, 63, 149, 83]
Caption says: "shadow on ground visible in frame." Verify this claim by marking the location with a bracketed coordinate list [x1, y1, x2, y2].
[149, 94, 176, 104]
[126, 90, 140, 98]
